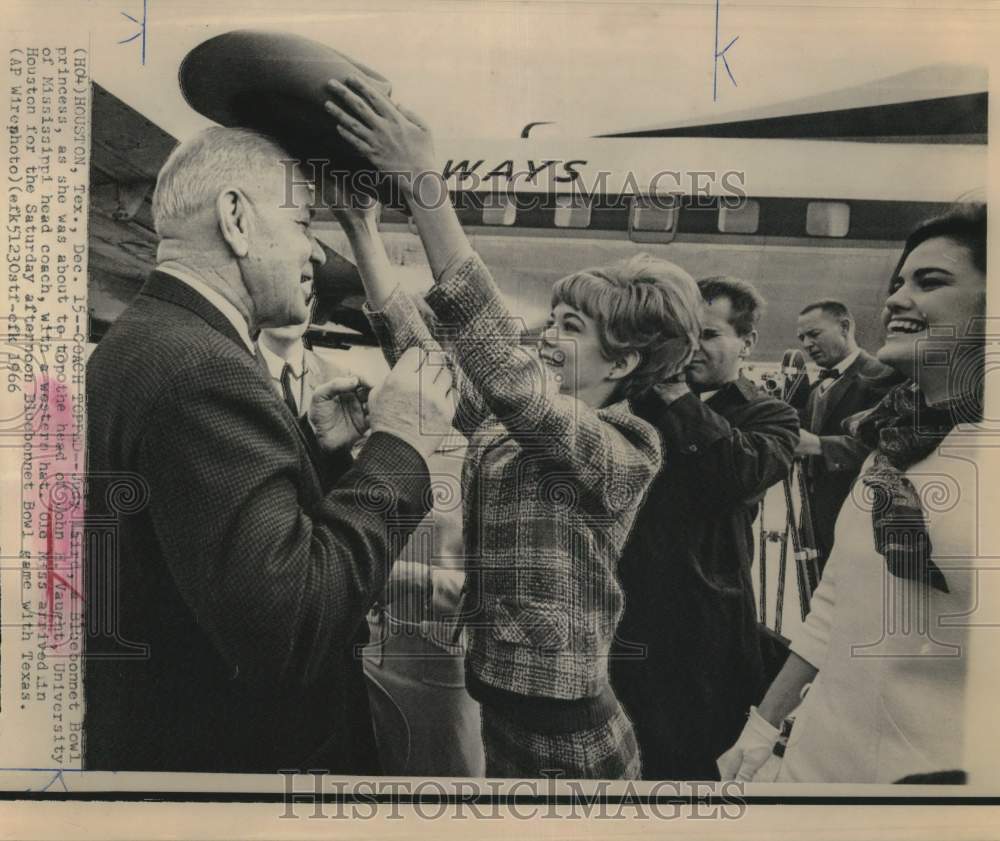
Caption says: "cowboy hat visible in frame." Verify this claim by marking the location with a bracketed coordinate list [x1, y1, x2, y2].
[179, 29, 392, 172]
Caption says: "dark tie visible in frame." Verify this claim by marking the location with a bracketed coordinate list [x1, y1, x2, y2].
[818, 367, 841, 382]
[279, 363, 299, 417]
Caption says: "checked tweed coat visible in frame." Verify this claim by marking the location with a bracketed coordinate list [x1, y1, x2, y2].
[366, 252, 662, 702]
[84, 271, 433, 773]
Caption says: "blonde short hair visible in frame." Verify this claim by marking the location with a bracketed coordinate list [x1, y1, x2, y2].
[151, 126, 295, 235]
[552, 253, 701, 398]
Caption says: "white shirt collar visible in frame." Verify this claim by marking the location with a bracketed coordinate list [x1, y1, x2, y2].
[700, 388, 721, 402]
[831, 348, 861, 377]
[157, 264, 255, 354]
[257, 339, 306, 380]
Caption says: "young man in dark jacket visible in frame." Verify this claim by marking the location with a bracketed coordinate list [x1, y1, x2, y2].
[612, 276, 799, 781]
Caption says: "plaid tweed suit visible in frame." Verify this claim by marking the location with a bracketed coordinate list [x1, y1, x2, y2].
[367, 253, 661, 777]
[84, 271, 432, 773]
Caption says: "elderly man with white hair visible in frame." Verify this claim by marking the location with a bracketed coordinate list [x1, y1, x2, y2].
[84, 126, 455, 774]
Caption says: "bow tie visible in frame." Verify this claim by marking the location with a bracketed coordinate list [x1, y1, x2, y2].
[818, 368, 842, 382]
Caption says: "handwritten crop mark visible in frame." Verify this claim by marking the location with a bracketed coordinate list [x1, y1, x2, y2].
[713, 0, 739, 101]
[118, 0, 149, 66]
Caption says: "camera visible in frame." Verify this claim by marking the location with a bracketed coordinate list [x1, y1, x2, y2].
[760, 373, 782, 396]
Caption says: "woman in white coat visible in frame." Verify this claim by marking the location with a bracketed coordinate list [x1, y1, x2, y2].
[719, 204, 987, 783]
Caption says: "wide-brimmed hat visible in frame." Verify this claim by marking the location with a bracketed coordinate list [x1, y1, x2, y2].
[179, 29, 392, 172]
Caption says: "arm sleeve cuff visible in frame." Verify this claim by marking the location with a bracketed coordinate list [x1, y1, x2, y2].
[349, 431, 432, 517]
[362, 284, 436, 366]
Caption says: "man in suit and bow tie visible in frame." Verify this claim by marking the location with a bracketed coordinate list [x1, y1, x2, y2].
[795, 299, 894, 573]
[84, 126, 456, 773]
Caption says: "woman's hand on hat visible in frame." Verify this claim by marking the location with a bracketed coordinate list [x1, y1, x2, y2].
[325, 75, 436, 194]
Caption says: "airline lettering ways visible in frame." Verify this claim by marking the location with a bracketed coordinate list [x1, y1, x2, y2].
[442, 159, 586, 184]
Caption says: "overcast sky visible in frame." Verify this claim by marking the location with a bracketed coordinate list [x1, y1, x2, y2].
[70, 0, 996, 142]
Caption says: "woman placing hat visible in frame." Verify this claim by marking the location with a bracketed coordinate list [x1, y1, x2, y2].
[718, 204, 987, 783]
[322, 76, 701, 779]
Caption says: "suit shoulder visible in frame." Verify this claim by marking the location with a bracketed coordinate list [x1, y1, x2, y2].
[740, 391, 800, 424]
[856, 351, 899, 396]
[856, 350, 893, 377]
[89, 297, 261, 400]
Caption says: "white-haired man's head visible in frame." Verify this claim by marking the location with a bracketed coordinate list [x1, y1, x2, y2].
[153, 127, 288, 234]
[152, 126, 326, 330]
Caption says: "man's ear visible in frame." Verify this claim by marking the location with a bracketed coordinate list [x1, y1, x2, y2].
[217, 188, 250, 258]
[740, 329, 758, 359]
[608, 350, 641, 382]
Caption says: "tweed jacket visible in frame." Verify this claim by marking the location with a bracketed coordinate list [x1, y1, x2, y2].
[84, 271, 433, 773]
[366, 252, 662, 701]
[802, 349, 895, 561]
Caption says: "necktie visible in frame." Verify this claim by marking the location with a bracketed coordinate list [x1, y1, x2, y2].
[817, 367, 841, 393]
[279, 363, 299, 417]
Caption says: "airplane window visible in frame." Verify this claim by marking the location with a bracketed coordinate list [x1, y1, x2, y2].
[482, 193, 517, 226]
[554, 196, 592, 228]
[806, 201, 850, 237]
[718, 200, 759, 234]
[631, 203, 677, 233]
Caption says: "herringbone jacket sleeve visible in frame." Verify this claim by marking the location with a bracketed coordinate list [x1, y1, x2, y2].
[364, 291, 435, 366]
[423, 251, 661, 505]
[365, 287, 492, 437]
[135, 354, 431, 690]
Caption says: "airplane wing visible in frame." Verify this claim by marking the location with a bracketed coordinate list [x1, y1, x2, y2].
[89, 78, 985, 363]
[598, 63, 987, 143]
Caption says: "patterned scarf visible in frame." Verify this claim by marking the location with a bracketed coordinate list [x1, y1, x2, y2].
[847, 381, 982, 594]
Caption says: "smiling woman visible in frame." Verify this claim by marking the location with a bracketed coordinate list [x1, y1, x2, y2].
[322, 74, 705, 780]
[539, 254, 702, 407]
[718, 203, 989, 784]
[878, 206, 987, 408]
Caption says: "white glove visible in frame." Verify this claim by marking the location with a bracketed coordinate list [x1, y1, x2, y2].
[716, 706, 780, 781]
[751, 750, 784, 783]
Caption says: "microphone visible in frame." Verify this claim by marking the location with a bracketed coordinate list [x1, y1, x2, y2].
[779, 348, 810, 409]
